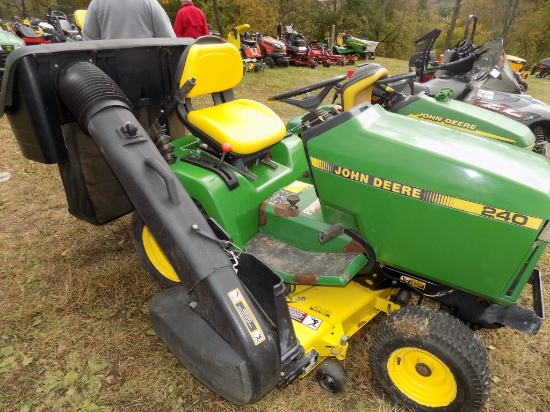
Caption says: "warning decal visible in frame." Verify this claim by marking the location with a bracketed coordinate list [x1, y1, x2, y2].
[228, 288, 266, 346]
[289, 306, 322, 330]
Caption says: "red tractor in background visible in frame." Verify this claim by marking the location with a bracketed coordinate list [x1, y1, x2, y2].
[307, 41, 352, 67]
[279, 24, 352, 68]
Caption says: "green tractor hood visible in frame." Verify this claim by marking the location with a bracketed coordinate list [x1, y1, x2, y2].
[305, 104, 550, 306]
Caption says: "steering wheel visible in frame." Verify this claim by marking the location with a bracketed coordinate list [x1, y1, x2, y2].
[268, 74, 348, 111]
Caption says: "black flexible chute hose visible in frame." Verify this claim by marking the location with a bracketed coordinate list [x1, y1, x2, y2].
[56, 61, 133, 129]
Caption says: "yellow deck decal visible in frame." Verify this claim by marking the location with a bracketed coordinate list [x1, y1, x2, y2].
[310, 157, 543, 230]
[228, 288, 266, 346]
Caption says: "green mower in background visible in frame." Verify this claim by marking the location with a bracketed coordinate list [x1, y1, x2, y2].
[0, 36, 547, 411]
[0, 23, 24, 80]
[327, 32, 379, 60]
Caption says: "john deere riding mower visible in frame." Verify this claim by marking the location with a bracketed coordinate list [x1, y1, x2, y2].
[1, 37, 546, 411]
[328, 32, 379, 60]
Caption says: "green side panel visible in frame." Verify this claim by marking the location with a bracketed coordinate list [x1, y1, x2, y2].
[306, 105, 550, 305]
[259, 183, 352, 252]
[250, 182, 368, 286]
[397, 94, 535, 148]
[169, 135, 310, 248]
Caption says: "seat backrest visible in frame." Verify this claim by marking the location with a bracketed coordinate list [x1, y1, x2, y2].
[73, 10, 86, 31]
[340, 63, 389, 111]
[176, 36, 243, 99]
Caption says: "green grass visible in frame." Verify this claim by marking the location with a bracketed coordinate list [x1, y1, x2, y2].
[1, 59, 550, 412]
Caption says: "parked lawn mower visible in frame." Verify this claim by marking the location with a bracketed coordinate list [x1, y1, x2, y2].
[0, 24, 25, 81]
[251, 31, 289, 68]
[11, 17, 51, 45]
[507, 54, 529, 81]
[279, 24, 349, 68]
[407, 18, 550, 157]
[289, 62, 536, 153]
[1, 37, 547, 412]
[308, 42, 350, 66]
[227, 24, 264, 73]
[531, 57, 550, 78]
[413, 17, 528, 92]
[278, 24, 310, 66]
[44, 4, 83, 41]
[327, 32, 379, 60]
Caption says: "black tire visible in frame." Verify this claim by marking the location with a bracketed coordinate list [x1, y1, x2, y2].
[264, 57, 275, 69]
[131, 211, 180, 288]
[520, 79, 528, 92]
[308, 59, 317, 69]
[254, 62, 262, 72]
[316, 359, 348, 393]
[323, 60, 331, 68]
[369, 306, 491, 412]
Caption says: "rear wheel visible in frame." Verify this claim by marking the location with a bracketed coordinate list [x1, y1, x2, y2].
[131, 211, 180, 288]
[264, 57, 275, 68]
[369, 306, 491, 411]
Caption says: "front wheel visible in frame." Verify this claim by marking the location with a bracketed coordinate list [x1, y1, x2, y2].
[316, 359, 348, 393]
[519, 79, 528, 92]
[369, 306, 491, 412]
[131, 211, 180, 288]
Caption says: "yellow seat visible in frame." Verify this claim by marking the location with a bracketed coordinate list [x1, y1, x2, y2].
[340, 63, 389, 111]
[74, 10, 86, 31]
[176, 36, 286, 160]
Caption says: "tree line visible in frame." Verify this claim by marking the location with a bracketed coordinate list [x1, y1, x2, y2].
[0, 0, 549, 64]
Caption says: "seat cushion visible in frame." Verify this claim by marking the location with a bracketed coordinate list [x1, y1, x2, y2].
[187, 99, 286, 155]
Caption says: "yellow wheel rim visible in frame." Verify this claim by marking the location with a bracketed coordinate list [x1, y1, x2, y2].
[387, 347, 457, 407]
[142, 226, 181, 283]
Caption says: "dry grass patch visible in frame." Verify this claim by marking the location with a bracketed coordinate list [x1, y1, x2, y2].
[1, 60, 550, 412]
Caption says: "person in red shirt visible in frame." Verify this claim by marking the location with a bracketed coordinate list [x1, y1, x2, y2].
[173, 0, 209, 39]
